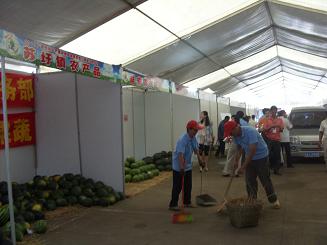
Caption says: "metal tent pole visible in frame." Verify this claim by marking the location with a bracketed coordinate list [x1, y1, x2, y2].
[1, 56, 16, 244]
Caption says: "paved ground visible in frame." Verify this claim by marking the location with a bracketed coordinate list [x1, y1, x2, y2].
[41, 159, 327, 245]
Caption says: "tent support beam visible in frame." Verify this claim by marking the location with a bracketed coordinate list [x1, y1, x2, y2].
[1, 56, 16, 245]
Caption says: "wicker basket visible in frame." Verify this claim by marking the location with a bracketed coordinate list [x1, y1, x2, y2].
[226, 197, 263, 228]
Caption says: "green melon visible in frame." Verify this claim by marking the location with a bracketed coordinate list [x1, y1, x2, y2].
[125, 174, 132, 183]
[33, 220, 47, 234]
[0, 204, 9, 226]
[126, 157, 135, 164]
[56, 198, 68, 207]
[71, 186, 82, 196]
[96, 188, 109, 198]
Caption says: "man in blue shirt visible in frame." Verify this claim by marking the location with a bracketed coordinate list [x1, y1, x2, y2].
[224, 121, 280, 209]
[169, 120, 204, 211]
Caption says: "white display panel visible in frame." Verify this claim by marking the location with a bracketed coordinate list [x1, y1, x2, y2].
[122, 89, 134, 159]
[35, 73, 81, 176]
[132, 90, 146, 160]
[77, 75, 124, 192]
[172, 94, 200, 149]
[145, 91, 172, 156]
[0, 146, 35, 183]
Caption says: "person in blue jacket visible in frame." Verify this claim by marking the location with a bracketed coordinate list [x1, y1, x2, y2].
[169, 120, 204, 211]
[224, 120, 281, 209]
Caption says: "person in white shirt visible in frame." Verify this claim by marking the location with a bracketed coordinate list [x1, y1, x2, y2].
[249, 115, 257, 128]
[319, 112, 327, 169]
[279, 110, 294, 168]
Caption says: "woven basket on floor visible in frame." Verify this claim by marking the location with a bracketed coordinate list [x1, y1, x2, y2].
[226, 197, 263, 228]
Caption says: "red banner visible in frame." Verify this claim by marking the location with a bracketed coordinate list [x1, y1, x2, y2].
[0, 72, 34, 107]
[0, 112, 36, 148]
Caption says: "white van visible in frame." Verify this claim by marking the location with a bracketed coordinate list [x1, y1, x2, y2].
[289, 106, 326, 159]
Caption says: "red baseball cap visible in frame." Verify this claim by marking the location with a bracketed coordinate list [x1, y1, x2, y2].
[224, 120, 237, 138]
[186, 120, 204, 130]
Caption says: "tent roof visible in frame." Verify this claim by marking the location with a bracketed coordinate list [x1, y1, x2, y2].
[1, 0, 327, 107]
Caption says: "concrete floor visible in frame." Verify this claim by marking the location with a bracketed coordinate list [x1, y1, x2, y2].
[41, 159, 327, 245]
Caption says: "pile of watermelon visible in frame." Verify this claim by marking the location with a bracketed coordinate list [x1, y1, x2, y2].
[153, 151, 172, 171]
[124, 157, 160, 183]
[0, 174, 124, 241]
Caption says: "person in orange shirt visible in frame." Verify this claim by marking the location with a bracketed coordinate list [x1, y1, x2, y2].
[258, 108, 270, 142]
[264, 106, 284, 175]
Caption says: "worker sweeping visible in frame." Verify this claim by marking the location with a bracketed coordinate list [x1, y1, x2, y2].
[223, 120, 281, 209]
[169, 120, 204, 212]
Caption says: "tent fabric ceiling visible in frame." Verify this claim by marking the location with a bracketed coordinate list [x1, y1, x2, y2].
[124, 1, 327, 98]
[0, 0, 326, 102]
[0, 0, 145, 47]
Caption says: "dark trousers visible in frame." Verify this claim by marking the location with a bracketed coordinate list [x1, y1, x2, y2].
[281, 142, 292, 167]
[169, 170, 192, 207]
[245, 157, 277, 203]
[268, 140, 281, 172]
[216, 139, 225, 156]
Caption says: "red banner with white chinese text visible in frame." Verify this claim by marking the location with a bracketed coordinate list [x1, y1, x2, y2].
[0, 112, 36, 148]
[0, 72, 34, 107]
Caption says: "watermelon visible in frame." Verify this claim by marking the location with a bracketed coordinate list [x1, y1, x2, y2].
[105, 186, 114, 193]
[124, 160, 130, 168]
[36, 179, 47, 189]
[126, 157, 135, 164]
[66, 196, 78, 205]
[125, 174, 132, 183]
[132, 175, 140, 182]
[153, 153, 162, 161]
[148, 164, 156, 170]
[33, 211, 45, 221]
[142, 156, 153, 164]
[71, 186, 82, 196]
[130, 169, 141, 176]
[153, 169, 160, 176]
[0, 205, 10, 226]
[33, 220, 47, 234]
[23, 211, 35, 223]
[79, 196, 93, 207]
[130, 163, 139, 169]
[118, 192, 125, 200]
[95, 181, 105, 189]
[83, 188, 95, 198]
[56, 198, 68, 207]
[107, 194, 116, 205]
[125, 167, 131, 175]
[45, 200, 57, 211]
[147, 171, 154, 178]
[143, 173, 150, 180]
[96, 188, 109, 198]
[157, 165, 165, 171]
[63, 173, 74, 181]
[92, 196, 100, 206]
[47, 181, 58, 191]
[32, 203, 42, 212]
[136, 160, 145, 166]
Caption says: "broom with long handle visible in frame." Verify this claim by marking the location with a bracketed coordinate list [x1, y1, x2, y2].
[171, 172, 193, 224]
[216, 174, 234, 213]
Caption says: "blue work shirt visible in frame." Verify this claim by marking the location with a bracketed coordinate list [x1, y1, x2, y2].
[240, 118, 248, 126]
[173, 133, 199, 171]
[234, 126, 268, 160]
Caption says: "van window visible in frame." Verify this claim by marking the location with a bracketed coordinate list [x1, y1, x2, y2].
[290, 111, 326, 129]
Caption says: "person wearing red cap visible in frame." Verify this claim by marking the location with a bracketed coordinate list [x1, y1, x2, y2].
[169, 120, 204, 211]
[224, 120, 280, 209]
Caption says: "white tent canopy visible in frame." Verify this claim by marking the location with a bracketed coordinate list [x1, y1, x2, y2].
[1, 0, 327, 108]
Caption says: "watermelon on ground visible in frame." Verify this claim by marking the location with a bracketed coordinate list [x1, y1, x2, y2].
[33, 220, 47, 234]
[126, 157, 135, 164]
[125, 174, 132, 183]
